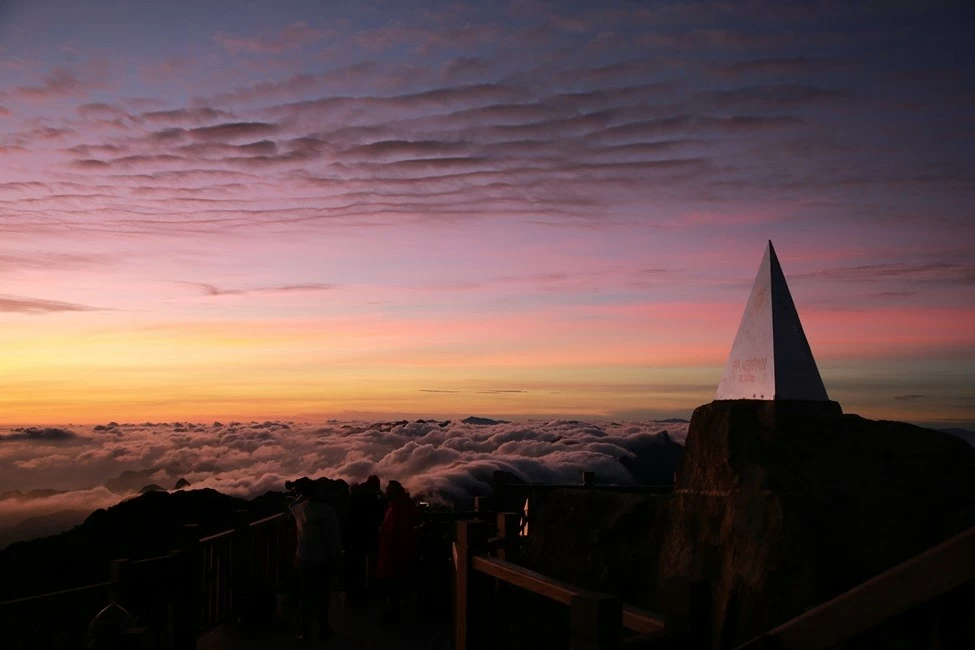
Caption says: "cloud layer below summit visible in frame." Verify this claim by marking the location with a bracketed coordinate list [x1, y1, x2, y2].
[0, 417, 687, 542]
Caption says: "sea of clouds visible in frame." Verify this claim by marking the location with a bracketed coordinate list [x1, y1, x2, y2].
[0, 418, 687, 544]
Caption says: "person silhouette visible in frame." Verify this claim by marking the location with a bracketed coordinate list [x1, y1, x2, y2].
[345, 474, 386, 605]
[377, 480, 417, 623]
[291, 479, 342, 643]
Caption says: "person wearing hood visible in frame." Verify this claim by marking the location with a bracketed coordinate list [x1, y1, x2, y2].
[377, 480, 418, 623]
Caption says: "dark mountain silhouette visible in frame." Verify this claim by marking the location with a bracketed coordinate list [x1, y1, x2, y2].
[0, 488, 68, 501]
[0, 509, 89, 551]
[462, 416, 510, 425]
[940, 427, 975, 446]
[139, 484, 165, 494]
[370, 420, 412, 432]
[103, 464, 215, 494]
[0, 488, 283, 601]
[617, 430, 684, 484]
[173, 478, 191, 490]
[104, 469, 160, 494]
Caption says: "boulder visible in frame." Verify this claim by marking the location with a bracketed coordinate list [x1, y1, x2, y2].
[655, 400, 975, 649]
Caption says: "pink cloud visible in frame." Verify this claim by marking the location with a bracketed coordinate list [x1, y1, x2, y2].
[75, 102, 132, 121]
[13, 67, 87, 101]
[137, 56, 192, 83]
[804, 306, 975, 360]
[0, 295, 104, 314]
[214, 22, 333, 55]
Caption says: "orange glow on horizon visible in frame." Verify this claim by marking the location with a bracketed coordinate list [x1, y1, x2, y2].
[1, 297, 973, 424]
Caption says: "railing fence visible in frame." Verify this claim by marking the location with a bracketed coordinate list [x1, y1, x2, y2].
[452, 515, 675, 650]
[0, 511, 291, 650]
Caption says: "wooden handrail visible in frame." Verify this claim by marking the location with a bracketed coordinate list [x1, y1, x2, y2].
[622, 605, 665, 634]
[249, 512, 286, 528]
[503, 484, 673, 494]
[131, 554, 170, 566]
[472, 551, 664, 633]
[736, 526, 975, 650]
[196, 511, 286, 544]
[472, 555, 581, 606]
[198, 528, 235, 544]
[0, 581, 114, 608]
[486, 535, 512, 550]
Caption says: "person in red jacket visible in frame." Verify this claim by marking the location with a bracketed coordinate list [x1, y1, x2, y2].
[377, 480, 417, 622]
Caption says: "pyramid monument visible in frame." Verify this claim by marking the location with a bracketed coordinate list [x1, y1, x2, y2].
[716, 241, 830, 401]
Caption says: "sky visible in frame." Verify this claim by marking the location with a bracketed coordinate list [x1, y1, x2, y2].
[0, 0, 973, 427]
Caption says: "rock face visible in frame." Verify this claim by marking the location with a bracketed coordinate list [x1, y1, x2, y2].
[521, 489, 671, 608]
[655, 400, 975, 649]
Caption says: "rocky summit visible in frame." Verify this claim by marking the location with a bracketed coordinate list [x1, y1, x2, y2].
[655, 399, 975, 648]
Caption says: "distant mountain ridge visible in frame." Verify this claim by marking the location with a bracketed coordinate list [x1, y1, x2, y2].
[0, 488, 286, 601]
[461, 416, 510, 425]
[940, 428, 975, 447]
[0, 509, 89, 551]
[0, 488, 68, 500]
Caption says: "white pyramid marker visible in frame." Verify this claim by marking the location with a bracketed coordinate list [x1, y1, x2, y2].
[716, 241, 829, 401]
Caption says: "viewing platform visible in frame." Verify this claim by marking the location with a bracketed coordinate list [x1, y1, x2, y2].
[2, 485, 971, 649]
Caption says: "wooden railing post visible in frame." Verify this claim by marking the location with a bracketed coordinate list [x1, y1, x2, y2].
[570, 592, 621, 650]
[454, 520, 490, 650]
[662, 578, 710, 648]
[111, 558, 132, 608]
[170, 524, 200, 650]
[232, 510, 253, 622]
[493, 470, 507, 511]
[474, 496, 493, 522]
[495, 512, 520, 563]
[165, 550, 182, 650]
